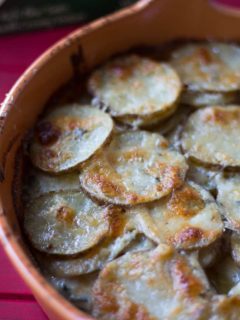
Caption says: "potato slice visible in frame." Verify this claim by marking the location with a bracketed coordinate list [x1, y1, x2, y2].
[39, 230, 138, 277]
[24, 191, 110, 255]
[129, 182, 223, 250]
[92, 245, 212, 320]
[49, 272, 98, 312]
[216, 174, 240, 231]
[80, 131, 188, 205]
[89, 55, 182, 127]
[181, 106, 240, 167]
[30, 105, 113, 173]
[170, 43, 240, 92]
[23, 168, 80, 201]
[181, 90, 238, 107]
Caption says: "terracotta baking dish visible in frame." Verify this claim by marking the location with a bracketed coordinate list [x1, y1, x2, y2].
[1, 0, 240, 319]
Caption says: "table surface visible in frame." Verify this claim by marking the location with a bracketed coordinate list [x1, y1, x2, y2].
[0, 25, 77, 320]
[1, 1, 240, 319]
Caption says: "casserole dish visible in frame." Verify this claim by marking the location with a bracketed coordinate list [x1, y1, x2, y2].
[1, 0, 240, 319]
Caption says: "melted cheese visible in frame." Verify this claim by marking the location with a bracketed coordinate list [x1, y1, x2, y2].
[92, 245, 212, 320]
[216, 174, 240, 231]
[89, 55, 181, 127]
[24, 191, 110, 255]
[181, 106, 240, 167]
[80, 131, 188, 205]
[30, 105, 113, 173]
[170, 43, 240, 92]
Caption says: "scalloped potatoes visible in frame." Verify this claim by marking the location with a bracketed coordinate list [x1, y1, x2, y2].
[80, 131, 188, 205]
[21, 43, 240, 320]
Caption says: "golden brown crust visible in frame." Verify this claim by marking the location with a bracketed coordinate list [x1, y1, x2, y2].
[167, 184, 205, 216]
[129, 182, 223, 250]
[30, 105, 113, 173]
[92, 245, 211, 320]
[24, 191, 111, 255]
[80, 131, 188, 205]
[181, 106, 240, 167]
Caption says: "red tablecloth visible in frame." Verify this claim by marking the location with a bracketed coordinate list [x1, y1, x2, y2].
[0, 25, 77, 320]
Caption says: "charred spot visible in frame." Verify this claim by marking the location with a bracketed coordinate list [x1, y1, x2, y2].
[35, 121, 61, 146]
[56, 206, 75, 224]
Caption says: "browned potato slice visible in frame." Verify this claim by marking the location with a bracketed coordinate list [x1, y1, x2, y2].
[216, 174, 240, 231]
[181, 106, 240, 167]
[89, 55, 182, 127]
[170, 43, 240, 92]
[39, 230, 138, 277]
[80, 131, 188, 205]
[24, 191, 110, 255]
[92, 245, 212, 320]
[181, 90, 238, 107]
[23, 168, 80, 201]
[129, 182, 223, 250]
[30, 105, 113, 173]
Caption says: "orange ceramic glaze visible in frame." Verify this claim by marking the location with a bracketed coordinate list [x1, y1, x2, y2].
[1, 0, 240, 319]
